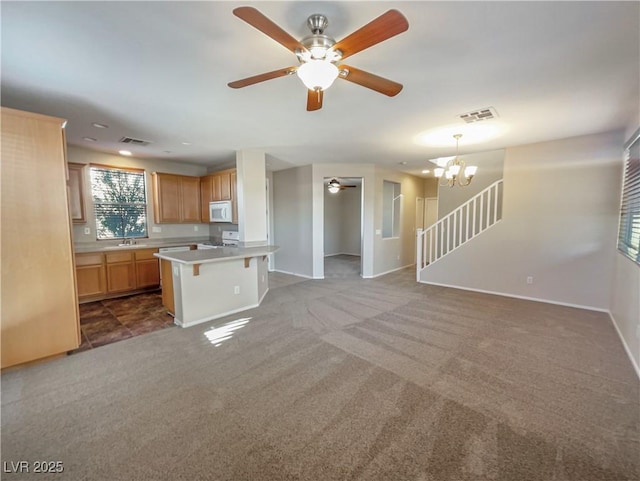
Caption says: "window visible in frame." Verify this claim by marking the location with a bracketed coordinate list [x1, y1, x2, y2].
[618, 130, 640, 265]
[90, 165, 148, 240]
[382, 180, 401, 238]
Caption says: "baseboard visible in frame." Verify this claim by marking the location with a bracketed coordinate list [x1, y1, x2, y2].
[608, 311, 640, 380]
[175, 302, 261, 328]
[272, 269, 319, 279]
[417, 279, 610, 313]
[324, 253, 361, 257]
[363, 263, 414, 279]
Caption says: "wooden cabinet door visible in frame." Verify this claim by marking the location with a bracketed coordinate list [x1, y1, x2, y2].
[152, 173, 181, 223]
[211, 174, 222, 201]
[136, 259, 160, 288]
[180, 176, 201, 222]
[1, 108, 80, 368]
[76, 265, 107, 298]
[67, 163, 86, 223]
[106, 262, 136, 293]
[219, 171, 232, 200]
[161, 259, 175, 315]
[200, 175, 213, 222]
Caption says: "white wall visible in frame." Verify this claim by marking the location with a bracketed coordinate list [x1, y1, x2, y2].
[421, 131, 623, 312]
[272, 165, 314, 277]
[373, 167, 424, 276]
[236, 149, 267, 246]
[609, 126, 640, 375]
[323, 184, 362, 256]
[68, 146, 209, 246]
[437, 149, 505, 218]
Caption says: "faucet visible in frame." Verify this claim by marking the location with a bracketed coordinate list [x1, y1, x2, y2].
[122, 238, 135, 246]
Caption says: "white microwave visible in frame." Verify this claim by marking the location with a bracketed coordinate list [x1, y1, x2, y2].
[209, 201, 232, 223]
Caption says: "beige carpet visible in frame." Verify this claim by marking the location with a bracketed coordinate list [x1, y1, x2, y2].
[1, 264, 638, 480]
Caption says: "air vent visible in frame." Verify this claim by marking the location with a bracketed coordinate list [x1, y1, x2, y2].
[458, 107, 498, 124]
[119, 136, 151, 146]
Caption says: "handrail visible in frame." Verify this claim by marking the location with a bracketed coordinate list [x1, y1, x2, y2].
[417, 180, 503, 280]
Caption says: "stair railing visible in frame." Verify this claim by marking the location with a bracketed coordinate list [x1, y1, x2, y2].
[417, 180, 503, 280]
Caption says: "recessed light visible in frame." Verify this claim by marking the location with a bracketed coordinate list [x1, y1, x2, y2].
[421, 169, 431, 174]
[398, 161, 407, 165]
[83, 137, 97, 142]
[118, 150, 132, 156]
[181, 142, 192, 146]
[92, 122, 108, 129]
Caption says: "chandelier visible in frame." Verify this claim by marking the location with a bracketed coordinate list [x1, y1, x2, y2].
[434, 134, 478, 187]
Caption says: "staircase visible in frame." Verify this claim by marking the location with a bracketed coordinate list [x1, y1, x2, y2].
[417, 180, 503, 280]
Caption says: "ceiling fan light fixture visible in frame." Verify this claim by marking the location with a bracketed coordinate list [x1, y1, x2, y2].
[328, 185, 340, 194]
[297, 59, 339, 91]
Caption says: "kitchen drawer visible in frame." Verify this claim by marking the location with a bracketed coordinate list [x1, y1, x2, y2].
[106, 251, 133, 263]
[75, 253, 104, 266]
[135, 248, 159, 260]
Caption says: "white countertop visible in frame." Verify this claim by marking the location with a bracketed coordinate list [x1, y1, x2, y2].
[74, 237, 208, 254]
[154, 245, 279, 265]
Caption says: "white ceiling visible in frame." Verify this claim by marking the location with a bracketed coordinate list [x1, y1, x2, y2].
[2, 1, 638, 177]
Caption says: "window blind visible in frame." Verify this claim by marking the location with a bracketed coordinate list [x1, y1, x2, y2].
[89, 166, 148, 240]
[618, 131, 640, 265]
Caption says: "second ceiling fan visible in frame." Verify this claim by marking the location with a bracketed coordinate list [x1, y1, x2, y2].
[228, 6, 409, 111]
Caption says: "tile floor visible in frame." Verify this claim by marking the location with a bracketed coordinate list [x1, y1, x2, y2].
[73, 292, 175, 353]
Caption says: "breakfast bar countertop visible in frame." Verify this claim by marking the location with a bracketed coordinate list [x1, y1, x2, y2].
[154, 245, 279, 265]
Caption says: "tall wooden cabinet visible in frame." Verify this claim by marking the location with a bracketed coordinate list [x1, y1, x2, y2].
[1, 107, 80, 368]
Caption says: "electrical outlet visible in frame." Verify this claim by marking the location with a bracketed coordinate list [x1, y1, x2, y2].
[376, 229, 382, 235]
[261, 275, 265, 283]
[526, 276, 534, 285]
[194, 225, 199, 232]
[234, 286, 240, 295]
[397, 255, 400, 260]
[152, 226, 162, 233]
[83, 227, 91, 235]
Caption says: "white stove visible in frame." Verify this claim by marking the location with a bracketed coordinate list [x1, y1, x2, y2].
[197, 230, 239, 250]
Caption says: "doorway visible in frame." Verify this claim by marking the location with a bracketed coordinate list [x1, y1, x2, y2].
[323, 177, 363, 278]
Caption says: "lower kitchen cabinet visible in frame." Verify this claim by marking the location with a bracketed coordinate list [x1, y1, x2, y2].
[76, 253, 107, 298]
[76, 248, 161, 302]
[106, 251, 136, 293]
[135, 249, 161, 288]
[160, 259, 175, 315]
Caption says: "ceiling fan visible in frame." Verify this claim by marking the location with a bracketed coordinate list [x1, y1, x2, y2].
[327, 178, 356, 193]
[228, 6, 409, 111]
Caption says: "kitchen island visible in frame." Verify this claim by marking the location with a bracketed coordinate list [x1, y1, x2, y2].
[155, 245, 278, 328]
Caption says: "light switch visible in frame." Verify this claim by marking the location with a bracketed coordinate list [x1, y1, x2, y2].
[376, 229, 381, 235]
[83, 227, 90, 235]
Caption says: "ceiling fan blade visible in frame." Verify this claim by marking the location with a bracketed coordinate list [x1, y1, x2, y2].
[332, 10, 408, 60]
[228, 67, 296, 89]
[338, 65, 403, 96]
[307, 89, 323, 111]
[233, 7, 307, 54]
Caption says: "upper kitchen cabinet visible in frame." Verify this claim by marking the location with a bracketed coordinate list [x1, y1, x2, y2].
[67, 162, 86, 223]
[200, 168, 236, 223]
[151, 173, 201, 224]
[1, 107, 80, 368]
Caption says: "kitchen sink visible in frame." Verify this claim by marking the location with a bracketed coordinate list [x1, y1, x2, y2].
[103, 244, 148, 249]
